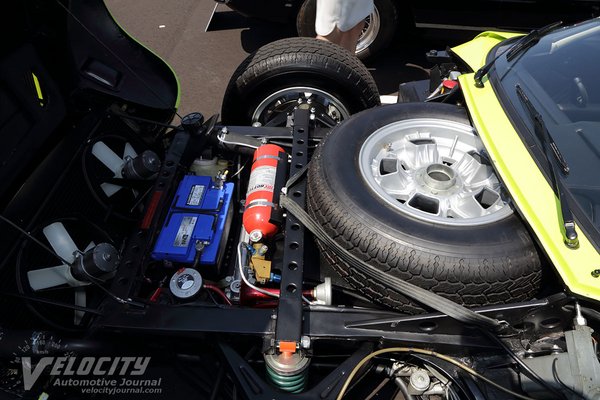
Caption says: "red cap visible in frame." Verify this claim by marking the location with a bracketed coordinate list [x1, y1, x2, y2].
[443, 80, 459, 90]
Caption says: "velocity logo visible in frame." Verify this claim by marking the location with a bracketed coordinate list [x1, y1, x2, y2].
[21, 356, 151, 390]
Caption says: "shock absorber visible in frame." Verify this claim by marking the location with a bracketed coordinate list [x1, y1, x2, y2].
[264, 351, 310, 393]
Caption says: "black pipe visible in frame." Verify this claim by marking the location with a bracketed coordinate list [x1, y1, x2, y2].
[394, 377, 416, 400]
[0, 329, 104, 357]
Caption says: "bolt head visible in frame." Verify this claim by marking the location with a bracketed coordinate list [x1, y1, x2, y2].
[300, 336, 311, 349]
[249, 230, 263, 243]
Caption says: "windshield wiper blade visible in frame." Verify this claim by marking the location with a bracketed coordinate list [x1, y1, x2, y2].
[506, 21, 562, 61]
[516, 85, 570, 173]
[515, 84, 578, 248]
[474, 21, 562, 88]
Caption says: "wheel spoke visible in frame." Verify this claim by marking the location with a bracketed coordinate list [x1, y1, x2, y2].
[402, 140, 439, 170]
[451, 193, 486, 219]
[453, 152, 496, 186]
[378, 170, 413, 198]
[440, 198, 455, 218]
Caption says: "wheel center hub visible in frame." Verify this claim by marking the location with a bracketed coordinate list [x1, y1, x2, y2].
[422, 164, 456, 191]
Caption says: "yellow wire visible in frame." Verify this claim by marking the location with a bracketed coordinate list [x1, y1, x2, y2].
[335, 347, 537, 400]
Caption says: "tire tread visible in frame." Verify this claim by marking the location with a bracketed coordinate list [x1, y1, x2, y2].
[221, 37, 380, 124]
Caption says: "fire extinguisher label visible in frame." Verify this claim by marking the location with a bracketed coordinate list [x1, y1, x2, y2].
[247, 165, 276, 195]
[174, 216, 198, 247]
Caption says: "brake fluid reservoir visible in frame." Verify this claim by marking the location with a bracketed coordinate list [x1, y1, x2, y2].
[191, 157, 229, 178]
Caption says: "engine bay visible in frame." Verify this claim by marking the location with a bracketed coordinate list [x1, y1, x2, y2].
[2, 2, 600, 399]
[1, 102, 597, 399]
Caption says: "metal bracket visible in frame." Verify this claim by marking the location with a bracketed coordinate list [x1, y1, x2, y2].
[106, 130, 190, 300]
[274, 108, 310, 347]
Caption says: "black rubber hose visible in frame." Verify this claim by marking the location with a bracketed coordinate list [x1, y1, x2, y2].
[394, 377, 416, 400]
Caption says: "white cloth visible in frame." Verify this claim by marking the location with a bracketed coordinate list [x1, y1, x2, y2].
[315, 0, 374, 36]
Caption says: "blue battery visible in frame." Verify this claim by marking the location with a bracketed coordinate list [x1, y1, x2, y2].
[173, 175, 222, 211]
[151, 175, 234, 269]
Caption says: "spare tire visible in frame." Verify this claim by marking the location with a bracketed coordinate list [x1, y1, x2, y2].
[221, 37, 380, 126]
[307, 103, 542, 313]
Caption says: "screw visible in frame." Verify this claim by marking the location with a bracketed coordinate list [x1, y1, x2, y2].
[257, 245, 269, 256]
[591, 269, 600, 278]
[551, 344, 562, 354]
[300, 336, 311, 349]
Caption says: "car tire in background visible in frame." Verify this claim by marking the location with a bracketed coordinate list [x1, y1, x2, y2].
[307, 103, 543, 313]
[221, 37, 380, 126]
[296, 0, 400, 60]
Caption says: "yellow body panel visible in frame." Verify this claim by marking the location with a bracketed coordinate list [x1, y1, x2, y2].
[451, 31, 521, 72]
[458, 69, 600, 302]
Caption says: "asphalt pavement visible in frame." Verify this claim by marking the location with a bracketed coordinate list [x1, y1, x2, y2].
[105, 0, 477, 120]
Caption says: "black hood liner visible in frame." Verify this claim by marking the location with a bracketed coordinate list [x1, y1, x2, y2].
[0, 0, 178, 203]
[67, 0, 178, 110]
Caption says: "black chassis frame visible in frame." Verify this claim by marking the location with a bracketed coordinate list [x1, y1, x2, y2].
[91, 109, 575, 399]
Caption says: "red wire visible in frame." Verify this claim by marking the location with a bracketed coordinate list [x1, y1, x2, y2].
[203, 283, 232, 305]
[149, 287, 162, 302]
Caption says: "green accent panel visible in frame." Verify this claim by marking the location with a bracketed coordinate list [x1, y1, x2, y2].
[31, 72, 43, 102]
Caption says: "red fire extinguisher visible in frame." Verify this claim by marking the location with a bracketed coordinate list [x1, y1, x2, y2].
[243, 144, 286, 242]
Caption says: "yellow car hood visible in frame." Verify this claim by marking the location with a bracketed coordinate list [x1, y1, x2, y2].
[451, 31, 521, 71]
[453, 33, 600, 302]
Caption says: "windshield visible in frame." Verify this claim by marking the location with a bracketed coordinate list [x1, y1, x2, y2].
[493, 19, 600, 235]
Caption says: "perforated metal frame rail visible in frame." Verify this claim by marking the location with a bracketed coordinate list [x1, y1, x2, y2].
[274, 108, 310, 348]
